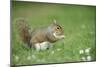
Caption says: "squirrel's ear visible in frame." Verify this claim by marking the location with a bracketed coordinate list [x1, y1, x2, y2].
[53, 19, 57, 24]
[50, 19, 57, 26]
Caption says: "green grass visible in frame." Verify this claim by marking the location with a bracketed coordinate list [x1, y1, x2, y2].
[11, 1, 96, 65]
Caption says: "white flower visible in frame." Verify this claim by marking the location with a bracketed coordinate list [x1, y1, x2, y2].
[41, 59, 46, 62]
[15, 55, 19, 61]
[57, 48, 61, 51]
[87, 56, 92, 61]
[51, 51, 54, 54]
[27, 56, 31, 60]
[77, 33, 81, 36]
[85, 48, 91, 54]
[79, 49, 84, 54]
[90, 32, 94, 34]
[81, 57, 86, 61]
[37, 59, 41, 62]
[81, 24, 86, 29]
[32, 54, 36, 59]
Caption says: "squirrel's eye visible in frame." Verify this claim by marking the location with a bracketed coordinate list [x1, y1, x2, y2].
[57, 27, 59, 29]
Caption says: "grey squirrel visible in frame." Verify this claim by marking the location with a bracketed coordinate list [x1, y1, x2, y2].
[16, 19, 65, 51]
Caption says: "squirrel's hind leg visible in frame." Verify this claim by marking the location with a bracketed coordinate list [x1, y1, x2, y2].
[34, 43, 41, 51]
[39, 42, 49, 50]
[34, 42, 53, 51]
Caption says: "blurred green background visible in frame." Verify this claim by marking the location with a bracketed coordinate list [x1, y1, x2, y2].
[11, 1, 96, 65]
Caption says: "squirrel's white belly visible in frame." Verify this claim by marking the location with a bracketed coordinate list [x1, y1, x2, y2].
[34, 42, 52, 51]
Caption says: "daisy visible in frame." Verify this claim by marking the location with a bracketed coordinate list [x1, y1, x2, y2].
[85, 48, 91, 54]
[57, 48, 61, 51]
[87, 55, 92, 61]
[51, 51, 55, 54]
[27, 56, 31, 60]
[81, 57, 86, 61]
[15, 55, 19, 61]
[79, 49, 84, 54]
[32, 54, 36, 59]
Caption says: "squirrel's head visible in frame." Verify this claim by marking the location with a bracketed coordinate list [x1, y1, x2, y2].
[48, 19, 65, 39]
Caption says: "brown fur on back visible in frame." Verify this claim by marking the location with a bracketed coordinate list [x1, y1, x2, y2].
[30, 27, 57, 46]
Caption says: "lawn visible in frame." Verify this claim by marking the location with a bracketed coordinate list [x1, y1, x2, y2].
[11, 1, 96, 66]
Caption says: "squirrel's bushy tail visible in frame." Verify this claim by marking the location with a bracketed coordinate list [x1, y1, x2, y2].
[16, 19, 31, 48]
